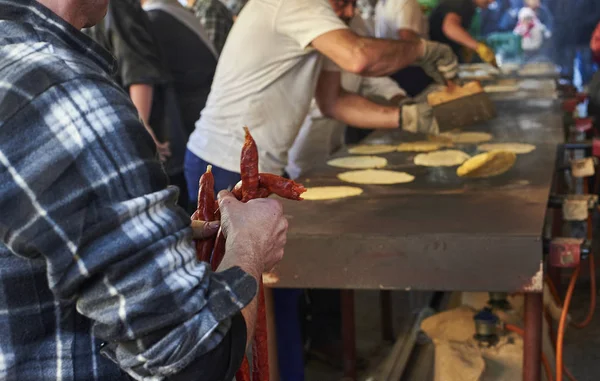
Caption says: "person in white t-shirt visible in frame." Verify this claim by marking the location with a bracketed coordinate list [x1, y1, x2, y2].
[287, 15, 407, 180]
[375, 0, 429, 40]
[375, 0, 437, 97]
[183, 0, 459, 200]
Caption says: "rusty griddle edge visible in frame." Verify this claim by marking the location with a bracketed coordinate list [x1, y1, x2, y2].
[271, 233, 543, 292]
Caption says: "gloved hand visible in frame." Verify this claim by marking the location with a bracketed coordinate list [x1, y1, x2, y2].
[475, 42, 498, 67]
[398, 100, 440, 135]
[417, 39, 459, 84]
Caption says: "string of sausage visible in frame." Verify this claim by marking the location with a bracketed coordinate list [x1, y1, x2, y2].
[192, 127, 306, 381]
[191, 165, 216, 262]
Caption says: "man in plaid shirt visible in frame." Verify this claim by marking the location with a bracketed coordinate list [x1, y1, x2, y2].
[0, 1, 288, 380]
[188, 0, 234, 54]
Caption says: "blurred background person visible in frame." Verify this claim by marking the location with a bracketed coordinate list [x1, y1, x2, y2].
[86, 0, 189, 210]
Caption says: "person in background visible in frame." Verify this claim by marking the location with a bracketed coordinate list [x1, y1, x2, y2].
[141, 0, 219, 173]
[513, 6, 551, 60]
[523, 0, 553, 32]
[86, 0, 189, 210]
[221, 0, 248, 20]
[374, 0, 435, 97]
[553, 0, 599, 84]
[429, 0, 498, 65]
[357, 0, 378, 34]
[592, 21, 600, 65]
[188, 0, 234, 54]
[0, 1, 290, 380]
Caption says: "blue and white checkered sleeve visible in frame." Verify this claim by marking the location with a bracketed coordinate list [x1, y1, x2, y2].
[0, 77, 256, 380]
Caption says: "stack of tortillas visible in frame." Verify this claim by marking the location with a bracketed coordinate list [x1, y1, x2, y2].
[457, 150, 517, 178]
[477, 143, 536, 154]
[432, 132, 493, 144]
[397, 141, 447, 152]
[302, 186, 364, 201]
[348, 144, 396, 155]
[414, 150, 471, 167]
[327, 156, 387, 169]
[337, 169, 415, 185]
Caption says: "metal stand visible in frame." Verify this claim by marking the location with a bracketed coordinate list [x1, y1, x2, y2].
[523, 292, 543, 381]
[341, 290, 357, 380]
[380, 290, 394, 342]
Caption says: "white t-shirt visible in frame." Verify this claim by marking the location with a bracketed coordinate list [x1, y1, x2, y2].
[187, 0, 348, 174]
[374, 0, 428, 39]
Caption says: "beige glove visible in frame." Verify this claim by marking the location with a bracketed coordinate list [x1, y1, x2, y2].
[417, 39, 459, 84]
[475, 42, 498, 67]
[399, 101, 440, 135]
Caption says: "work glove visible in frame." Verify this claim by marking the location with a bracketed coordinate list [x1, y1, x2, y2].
[475, 42, 498, 68]
[399, 100, 440, 135]
[417, 39, 459, 85]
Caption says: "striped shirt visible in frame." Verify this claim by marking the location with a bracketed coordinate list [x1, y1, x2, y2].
[0, 1, 256, 380]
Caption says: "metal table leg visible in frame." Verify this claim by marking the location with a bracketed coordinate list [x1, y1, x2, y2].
[523, 292, 543, 381]
[380, 290, 394, 342]
[341, 290, 357, 381]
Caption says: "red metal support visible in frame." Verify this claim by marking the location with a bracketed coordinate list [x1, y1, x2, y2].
[523, 292, 544, 381]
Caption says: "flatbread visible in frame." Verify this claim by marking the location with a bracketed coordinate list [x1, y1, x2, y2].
[327, 156, 387, 169]
[414, 150, 471, 167]
[397, 141, 446, 152]
[477, 143, 536, 154]
[302, 186, 364, 200]
[436, 132, 493, 144]
[348, 144, 397, 155]
[484, 84, 519, 93]
[457, 150, 517, 178]
[337, 169, 415, 185]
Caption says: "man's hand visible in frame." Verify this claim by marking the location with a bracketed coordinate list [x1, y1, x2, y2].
[154, 139, 171, 162]
[190, 220, 220, 240]
[399, 101, 440, 135]
[217, 190, 288, 277]
[417, 40, 459, 84]
[475, 42, 498, 67]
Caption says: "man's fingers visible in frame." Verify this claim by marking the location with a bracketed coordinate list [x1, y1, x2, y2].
[191, 220, 220, 240]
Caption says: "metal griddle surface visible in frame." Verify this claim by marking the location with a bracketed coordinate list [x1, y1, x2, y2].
[270, 97, 563, 292]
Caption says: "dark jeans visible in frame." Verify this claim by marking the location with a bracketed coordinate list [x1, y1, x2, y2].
[183, 149, 242, 208]
[183, 149, 305, 380]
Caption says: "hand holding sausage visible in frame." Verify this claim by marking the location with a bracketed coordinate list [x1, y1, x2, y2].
[217, 190, 288, 276]
[190, 220, 220, 240]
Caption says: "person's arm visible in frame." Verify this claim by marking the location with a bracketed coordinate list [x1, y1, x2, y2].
[359, 75, 407, 103]
[311, 29, 424, 76]
[0, 78, 287, 380]
[129, 83, 153, 126]
[398, 29, 421, 41]
[315, 70, 400, 128]
[129, 83, 171, 160]
[442, 12, 478, 49]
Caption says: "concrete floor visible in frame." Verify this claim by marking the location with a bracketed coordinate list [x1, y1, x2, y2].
[304, 291, 432, 381]
[303, 279, 599, 381]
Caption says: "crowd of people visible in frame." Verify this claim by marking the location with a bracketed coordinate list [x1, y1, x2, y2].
[0, 0, 599, 380]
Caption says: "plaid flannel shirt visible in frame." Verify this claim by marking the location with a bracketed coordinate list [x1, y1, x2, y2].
[0, 1, 256, 380]
[191, 0, 234, 54]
